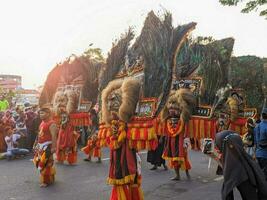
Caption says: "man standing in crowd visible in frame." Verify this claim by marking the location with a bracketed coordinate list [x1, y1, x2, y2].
[33, 106, 58, 187]
[25, 105, 37, 150]
[254, 107, 267, 180]
[0, 94, 9, 112]
[31, 108, 41, 149]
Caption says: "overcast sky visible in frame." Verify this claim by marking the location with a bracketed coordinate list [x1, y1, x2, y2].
[0, 0, 266, 88]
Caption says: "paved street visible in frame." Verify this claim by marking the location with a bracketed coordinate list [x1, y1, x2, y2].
[0, 149, 241, 200]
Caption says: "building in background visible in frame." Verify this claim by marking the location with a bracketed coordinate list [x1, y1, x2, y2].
[0, 74, 40, 107]
[0, 74, 22, 91]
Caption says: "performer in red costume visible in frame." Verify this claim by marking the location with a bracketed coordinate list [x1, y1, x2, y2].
[56, 107, 79, 165]
[82, 132, 101, 163]
[33, 106, 58, 187]
[162, 89, 196, 180]
[102, 79, 144, 200]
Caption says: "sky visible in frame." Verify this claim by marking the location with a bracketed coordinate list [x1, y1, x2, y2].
[0, 0, 266, 89]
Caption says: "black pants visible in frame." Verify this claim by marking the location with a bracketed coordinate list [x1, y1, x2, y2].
[257, 157, 267, 181]
[226, 180, 258, 200]
[147, 136, 165, 166]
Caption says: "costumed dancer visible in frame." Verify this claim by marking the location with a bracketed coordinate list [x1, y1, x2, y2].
[162, 89, 196, 180]
[56, 108, 79, 165]
[225, 92, 247, 135]
[53, 87, 79, 165]
[33, 106, 58, 187]
[102, 79, 144, 200]
[225, 92, 240, 122]
[82, 131, 101, 163]
[82, 108, 101, 162]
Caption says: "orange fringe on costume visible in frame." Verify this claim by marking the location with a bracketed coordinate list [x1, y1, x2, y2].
[81, 138, 101, 158]
[168, 149, 191, 170]
[98, 120, 158, 151]
[40, 164, 56, 185]
[110, 176, 144, 200]
[56, 131, 80, 164]
[162, 120, 191, 170]
[53, 113, 91, 127]
[33, 149, 56, 185]
[56, 149, 78, 165]
[228, 118, 247, 136]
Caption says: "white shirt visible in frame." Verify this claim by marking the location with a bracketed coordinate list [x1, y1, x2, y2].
[5, 134, 21, 151]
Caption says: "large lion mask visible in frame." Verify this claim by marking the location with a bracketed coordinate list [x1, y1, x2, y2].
[161, 89, 196, 123]
[53, 88, 79, 115]
[101, 78, 141, 124]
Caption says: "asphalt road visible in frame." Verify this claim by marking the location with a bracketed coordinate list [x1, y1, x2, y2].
[0, 149, 242, 200]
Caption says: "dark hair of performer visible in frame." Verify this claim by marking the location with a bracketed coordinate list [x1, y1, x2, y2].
[39, 107, 51, 121]
[215, 130, 267, 200]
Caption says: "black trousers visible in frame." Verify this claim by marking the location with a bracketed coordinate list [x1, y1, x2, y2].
[257, 157, 267, 181]
[147, 136, 166, 166]
[226, 180, 258, 200]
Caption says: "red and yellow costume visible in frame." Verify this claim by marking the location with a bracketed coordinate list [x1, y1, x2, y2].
[228, 118, 247, 136]
[100, 78, 157, 199]
[56, 122, 79, 165]
[33, 120, 56, 185]
[162, 119, 191, 170]
[107, 120, 143, 200]
[82, 134, 101, 159]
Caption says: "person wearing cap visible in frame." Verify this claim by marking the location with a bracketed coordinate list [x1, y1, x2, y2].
[32, 106, 58, 187]
[254, 108, 267, 180]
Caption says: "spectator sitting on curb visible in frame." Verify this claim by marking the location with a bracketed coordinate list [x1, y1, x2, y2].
[1, 126, 29, 160]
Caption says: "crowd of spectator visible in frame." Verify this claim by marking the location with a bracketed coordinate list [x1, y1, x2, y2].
[0, 98, 41, 160]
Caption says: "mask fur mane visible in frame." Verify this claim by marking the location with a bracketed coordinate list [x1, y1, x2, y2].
[101, 78, 140, 124]
[161, 89, 196, 123]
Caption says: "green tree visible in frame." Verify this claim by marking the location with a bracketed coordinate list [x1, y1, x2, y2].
[83, 47, 105, 62]
[219, 0, 267, 18]
[229, 56, 265, 111]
